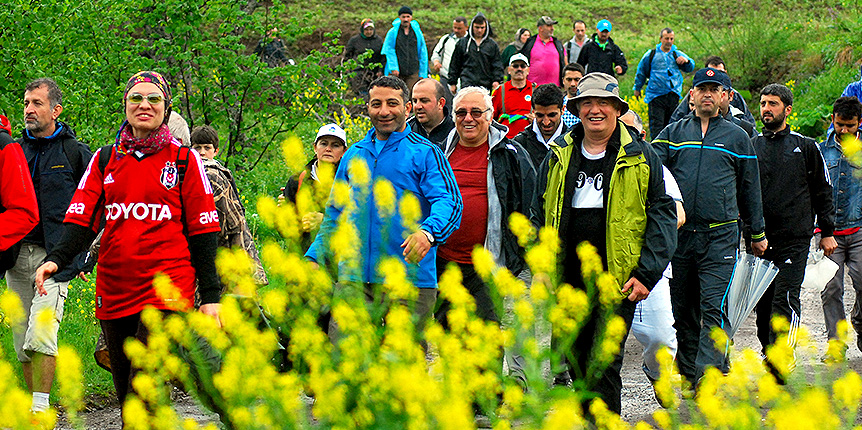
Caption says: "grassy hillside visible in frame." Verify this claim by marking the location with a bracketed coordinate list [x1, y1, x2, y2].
[286, 0, 861, 137]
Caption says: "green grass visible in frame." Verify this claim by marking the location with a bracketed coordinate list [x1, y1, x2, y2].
[0, 275, 114, 399]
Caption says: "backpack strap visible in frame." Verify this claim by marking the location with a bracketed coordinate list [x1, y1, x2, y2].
[176, 146, 191, 237]
[297, 169, 307, 191]
[63, 138, 84, 177]
[645, 48, 656, 78]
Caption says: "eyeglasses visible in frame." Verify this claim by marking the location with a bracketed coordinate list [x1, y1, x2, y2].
[454, 108, 490, 119]
[511, 63, 528, 69]
[127, 92, 164, 105]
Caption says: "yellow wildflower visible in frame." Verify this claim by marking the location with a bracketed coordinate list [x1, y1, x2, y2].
[508, 212, 535, 247]
[832, 370, 862, 410]
[472, 247, 496, 280]
[399, 191, 422, 231]
[348, 157, 371, 187]
[281, 135, 307, 174]
[374, 178, 397, 219]
[0, 290, 24, 327]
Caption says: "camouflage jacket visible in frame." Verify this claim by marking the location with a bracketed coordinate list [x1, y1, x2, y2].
[203, 159, 268, 286]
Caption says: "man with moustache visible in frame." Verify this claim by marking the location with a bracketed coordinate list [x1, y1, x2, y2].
[408, 78, 455, 149]
[492, 53, 534, 139]
[751, 83, 834, 377]
[382, 6, 429, 92]
[653, 68, 766, 388]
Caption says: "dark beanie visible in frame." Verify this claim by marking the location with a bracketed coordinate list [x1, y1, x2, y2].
[398, 6, 413, 16]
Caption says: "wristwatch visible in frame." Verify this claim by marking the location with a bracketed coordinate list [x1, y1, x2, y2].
[420, 229, 435, 245]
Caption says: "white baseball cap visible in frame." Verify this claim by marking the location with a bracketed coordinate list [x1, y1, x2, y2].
[509, 53, 530, 67]
[315, 123, 347, 144]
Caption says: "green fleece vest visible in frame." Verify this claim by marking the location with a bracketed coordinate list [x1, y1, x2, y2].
[544, 122, 651, 289]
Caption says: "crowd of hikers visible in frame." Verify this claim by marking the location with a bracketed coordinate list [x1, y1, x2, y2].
[3, 5, 862, 426]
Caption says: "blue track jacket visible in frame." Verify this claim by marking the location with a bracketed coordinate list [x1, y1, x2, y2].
[306, 127, 462, 288]
[382, 19, 429, 78]
[633, 44, 694, 104]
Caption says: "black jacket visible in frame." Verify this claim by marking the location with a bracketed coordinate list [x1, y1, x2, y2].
[448, 13, 503, 90]
[576, 34, 628, 76]
[511, 122, 569, 171]
[344, 28, 384, 72]
[18, 122, 93, 280]
[519, 35, 566, 84]
[753, 126, 834, 239]
[652, 114, 766, 239]
[443, 122, 535, 274]
[407, 105, 455, 150]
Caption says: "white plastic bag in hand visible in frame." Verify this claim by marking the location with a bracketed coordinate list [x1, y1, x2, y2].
[802, 249, 839, 291]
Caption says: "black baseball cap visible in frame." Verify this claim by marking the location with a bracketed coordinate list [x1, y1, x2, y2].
[692, 67, 731, 89]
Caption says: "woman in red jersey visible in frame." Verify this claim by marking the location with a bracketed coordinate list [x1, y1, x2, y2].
[35, 71, 222, 407]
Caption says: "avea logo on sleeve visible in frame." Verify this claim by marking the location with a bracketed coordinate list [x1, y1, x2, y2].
[105, 203, 173, 221]
[199, 210, 219, 225]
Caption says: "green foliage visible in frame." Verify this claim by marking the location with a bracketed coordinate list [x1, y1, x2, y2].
[0, 0, 352, 172]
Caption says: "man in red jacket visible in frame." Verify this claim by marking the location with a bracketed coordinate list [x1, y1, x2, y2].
[0, 113, 39, 252]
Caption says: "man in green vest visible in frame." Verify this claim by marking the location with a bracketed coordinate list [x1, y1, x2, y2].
[531, 73, 677, 414]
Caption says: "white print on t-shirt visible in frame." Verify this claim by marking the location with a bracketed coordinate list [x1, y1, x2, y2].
[572, 147, 606, 208]
[104, 202, 173, 221]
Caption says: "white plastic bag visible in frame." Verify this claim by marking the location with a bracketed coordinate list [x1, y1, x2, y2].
[802, 249, 839, 291]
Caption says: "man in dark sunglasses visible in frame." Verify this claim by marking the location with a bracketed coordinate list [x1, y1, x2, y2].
[491, 53, 535, 139]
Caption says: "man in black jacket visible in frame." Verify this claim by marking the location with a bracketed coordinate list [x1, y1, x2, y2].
[512, 84, 566, 169]
[408, 78, 455, 149]
[653, 68, 767, 387]
[7, 78, 92, 413]
[753, 84, 835, 372]
[447, 12, 502, 93]
[576, 19, 627, 77]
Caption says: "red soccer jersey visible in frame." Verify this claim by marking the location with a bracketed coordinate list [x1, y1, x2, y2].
[437, 141, 489, 264]
[64, 142, 220, 319]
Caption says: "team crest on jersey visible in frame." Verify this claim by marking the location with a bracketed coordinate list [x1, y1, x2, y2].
[160, 161, 178, 190]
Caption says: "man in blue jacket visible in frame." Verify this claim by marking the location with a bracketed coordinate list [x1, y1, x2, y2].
[306, 76, 462, 332]
[381, 6, 429, 93]
[633, 28, 694, 139]
[819, 96, 862, 354]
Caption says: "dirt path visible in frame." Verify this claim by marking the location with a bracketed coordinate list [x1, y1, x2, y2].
[57, 277, 862, 429]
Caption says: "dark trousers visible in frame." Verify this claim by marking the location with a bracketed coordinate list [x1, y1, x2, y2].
[100, 311, 167, 405]
[648, 92, 680, 140]
[670, 226, 737, 384]
[560, 297, 636, 415]
[756, 238, 809, 350]
[435, 256, 499, 328]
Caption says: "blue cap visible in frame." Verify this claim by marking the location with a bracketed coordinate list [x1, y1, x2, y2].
[692, 67, 731, 89]
[597, 19, 612, 32]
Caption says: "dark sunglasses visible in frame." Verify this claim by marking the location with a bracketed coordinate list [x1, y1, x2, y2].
[454, 108, 490, 119]
[511, 63, 528, 69]
[127, 92, 164, 105]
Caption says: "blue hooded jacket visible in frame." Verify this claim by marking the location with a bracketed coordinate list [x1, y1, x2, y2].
[633, 43, 694, 104]
[382, 18, 429, 78]
[306, 127, 461, 288]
